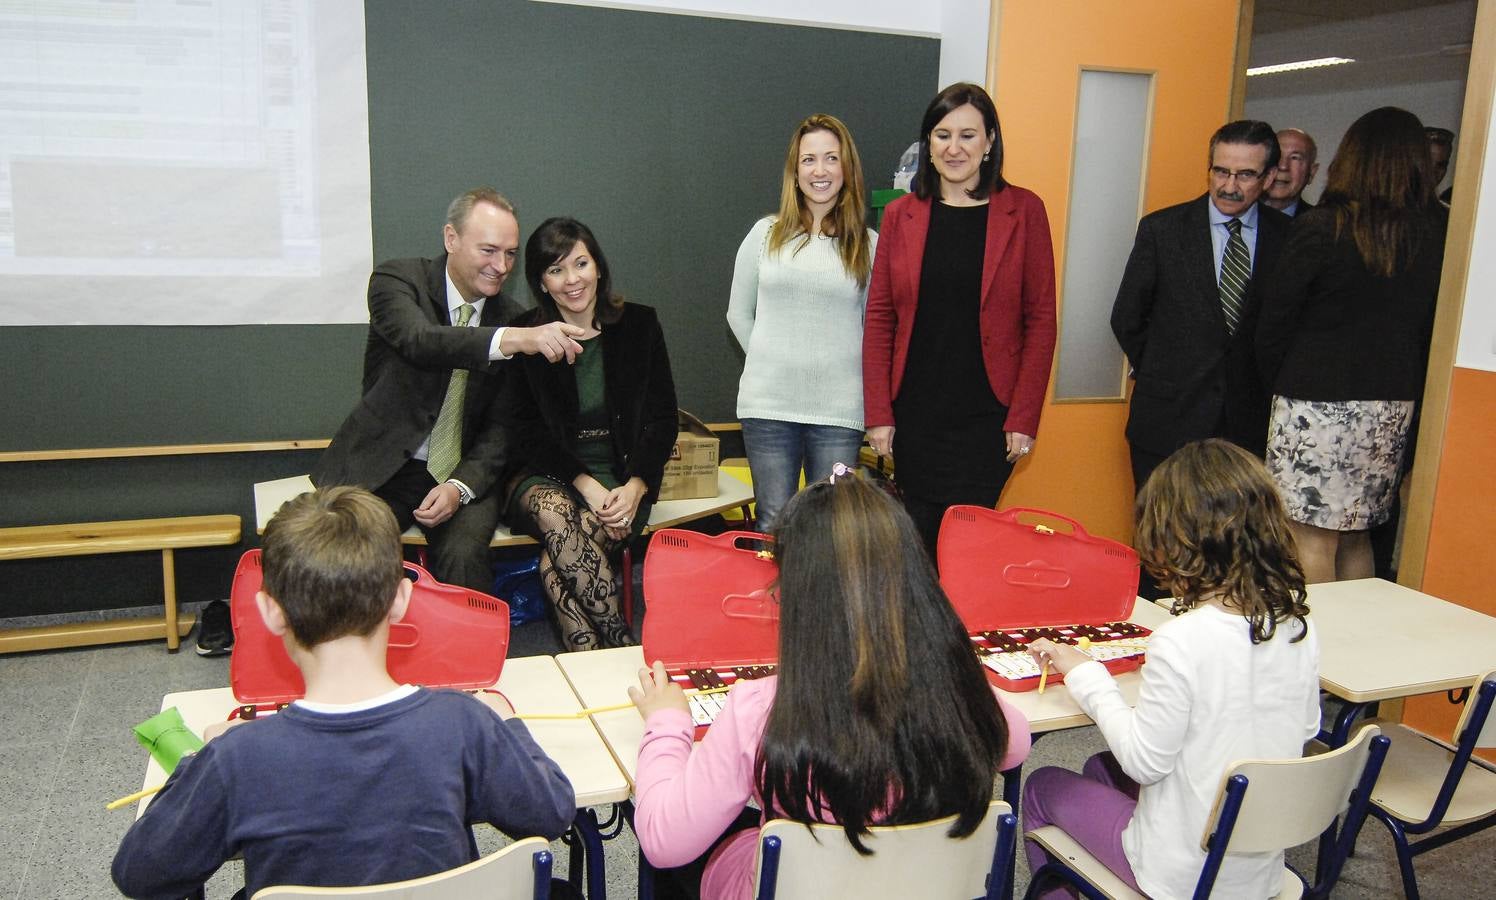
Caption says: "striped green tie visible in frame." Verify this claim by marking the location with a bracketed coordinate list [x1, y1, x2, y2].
[1219, 218, 1250, 335]
[426, 302, 475, 483]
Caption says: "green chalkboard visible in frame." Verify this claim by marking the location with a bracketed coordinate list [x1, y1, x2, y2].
[0, 1, 937, 453]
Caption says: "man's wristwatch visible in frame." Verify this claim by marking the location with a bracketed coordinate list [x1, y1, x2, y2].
[446, 479, 473, 505]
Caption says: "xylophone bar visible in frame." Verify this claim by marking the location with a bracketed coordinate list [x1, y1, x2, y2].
[669, 665, 777, 730]
[970, 621, 1152, 693]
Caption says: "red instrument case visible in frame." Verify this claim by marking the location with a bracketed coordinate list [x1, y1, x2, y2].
[937, 506, 1150, 691]
[640, 529, 779, 737]
[228, 550, 510, 708]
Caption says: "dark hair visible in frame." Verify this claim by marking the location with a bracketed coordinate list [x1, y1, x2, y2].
[1135, 440, 1309, 644]
[755, 471, 1009, 852]
[913, 82, 1006, 201]
[524, 217, 624, 326]
[1208, 120, 1281, 173]
[261, 486, 405, 648]
[1320, 107, 1439, 277]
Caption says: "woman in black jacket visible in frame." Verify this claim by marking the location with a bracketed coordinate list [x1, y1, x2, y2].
[1257, 107, 1446, 584]
[502, 217, 679, 649]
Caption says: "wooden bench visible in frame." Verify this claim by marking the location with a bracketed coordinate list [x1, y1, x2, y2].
[0, 515, 242, 654]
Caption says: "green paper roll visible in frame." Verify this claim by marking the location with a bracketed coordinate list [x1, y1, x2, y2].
[133, 707, 205, 774]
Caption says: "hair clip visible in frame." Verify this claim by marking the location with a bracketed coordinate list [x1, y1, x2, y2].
[828, 462, 854, 484]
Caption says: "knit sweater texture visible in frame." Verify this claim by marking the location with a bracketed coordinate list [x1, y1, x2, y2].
[727, 216, 877, 430]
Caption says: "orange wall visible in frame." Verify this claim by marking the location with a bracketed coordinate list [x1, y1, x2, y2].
[990, 0, 1244, 543]
[1406, 366, 1496, 737]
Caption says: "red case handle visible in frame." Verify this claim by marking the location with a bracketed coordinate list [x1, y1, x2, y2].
[999, 507, 1089, 539]
[721, 590, 779, 621]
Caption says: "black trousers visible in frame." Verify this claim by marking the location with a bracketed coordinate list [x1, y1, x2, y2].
[373, 458, 501, 592]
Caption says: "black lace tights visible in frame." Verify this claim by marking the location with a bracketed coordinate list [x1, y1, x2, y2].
[522, 484, 636, 651]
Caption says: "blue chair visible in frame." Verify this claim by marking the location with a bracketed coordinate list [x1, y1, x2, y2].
[754, 799, 1018, 900]
[1023, 726, 1389, 899]
[251, 837, 553, 899]
[1362, 671, 1496, 899]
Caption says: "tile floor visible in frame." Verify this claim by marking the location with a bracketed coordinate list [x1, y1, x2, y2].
[1, 605, 1489, 899]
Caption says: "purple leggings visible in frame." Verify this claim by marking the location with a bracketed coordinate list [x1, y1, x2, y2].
[1022, 752, 1143, 899]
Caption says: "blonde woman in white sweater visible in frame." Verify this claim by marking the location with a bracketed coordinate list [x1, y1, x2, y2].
[726, 114, 878, 530]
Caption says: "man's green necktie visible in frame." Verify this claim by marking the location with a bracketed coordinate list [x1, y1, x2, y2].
[1219, 218, 1250, 335]
[427, 302, 475, 483]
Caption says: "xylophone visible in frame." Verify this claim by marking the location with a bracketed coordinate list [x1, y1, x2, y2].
[971, 621, 1151, 692]
[670, 665, 777, 732]
[642, 529, 781, 739]
[938, 506, 1155, 693]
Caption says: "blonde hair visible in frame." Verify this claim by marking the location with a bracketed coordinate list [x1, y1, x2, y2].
[768, 114, 873, 287]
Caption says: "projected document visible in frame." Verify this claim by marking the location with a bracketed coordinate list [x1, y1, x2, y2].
[0, 0, 371, 325]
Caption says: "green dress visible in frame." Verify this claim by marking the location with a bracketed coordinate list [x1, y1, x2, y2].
[515, 334, 651, 539]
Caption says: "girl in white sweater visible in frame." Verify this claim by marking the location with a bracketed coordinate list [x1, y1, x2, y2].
[726, 113, 877, 530]
[1022, 439, 1321, 899]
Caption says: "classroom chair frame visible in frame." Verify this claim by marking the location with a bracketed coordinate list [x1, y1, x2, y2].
[1023, 730, 1390, 900]
[1360, 674, 1496, 900]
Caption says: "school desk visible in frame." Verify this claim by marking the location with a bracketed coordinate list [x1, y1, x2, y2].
[134, 655, 630, 899]
[1307, 578, 1496, 746]
[553, 596, 1175, 786]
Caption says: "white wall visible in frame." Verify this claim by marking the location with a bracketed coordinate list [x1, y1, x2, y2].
[1244, 1, 1475, 202]
[1246, 80, 1467, 204]
[536, 0, 991, 88]
[1456, 73, 1496, 372]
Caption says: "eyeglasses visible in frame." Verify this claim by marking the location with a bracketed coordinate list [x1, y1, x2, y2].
[1210, 166, 1265, 182]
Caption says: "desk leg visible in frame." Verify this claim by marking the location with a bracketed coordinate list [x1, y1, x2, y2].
[1320, 700, 1373, 748]
[571, 808, 608, 900]
[161, 549, 180, 652]
[621, 800, 656, 900]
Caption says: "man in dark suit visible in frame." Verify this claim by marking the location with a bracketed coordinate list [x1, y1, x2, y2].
[314, 188, 584, 590]
[1111, 120, 1291, 494]
[1264, 128, 1319, 217]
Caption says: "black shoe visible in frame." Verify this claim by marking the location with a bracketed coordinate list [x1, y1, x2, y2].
[195, 600, 233, 657]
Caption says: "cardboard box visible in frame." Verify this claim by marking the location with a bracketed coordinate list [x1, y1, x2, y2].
[657, 411, 719, 501]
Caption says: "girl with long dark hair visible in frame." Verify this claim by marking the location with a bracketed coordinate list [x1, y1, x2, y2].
[628, 468, 1029, 900]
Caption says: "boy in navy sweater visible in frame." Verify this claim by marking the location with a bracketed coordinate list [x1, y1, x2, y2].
[113, 486, 576, 899]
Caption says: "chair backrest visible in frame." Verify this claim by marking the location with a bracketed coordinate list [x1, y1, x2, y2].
[753, 799, 1016, 900]
[1455, 670, 1496, 749]
[1205, 724, 1385, 854]
[251, 838, 552, 899]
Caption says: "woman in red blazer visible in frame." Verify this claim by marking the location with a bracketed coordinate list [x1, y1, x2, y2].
[863, 82, 1057, 555]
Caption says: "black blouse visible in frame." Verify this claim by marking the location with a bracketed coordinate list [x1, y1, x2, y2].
[894, 201, 1002, 423]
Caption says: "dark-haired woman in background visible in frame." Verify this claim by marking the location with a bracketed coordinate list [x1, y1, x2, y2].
[1257, 107, 1447, 584]
[502, 217, 678, 650]
[863, 82, 1057, 556]
[628, 467, 1030, 900]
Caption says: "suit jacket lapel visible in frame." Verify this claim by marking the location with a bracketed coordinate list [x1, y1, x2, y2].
[428, 254, 453, 324]
[1186, 196, 1226, 333]
[980, 189, 1019, 307]
[899, 198, 932, 304]
[1253, 203, 1286, 275]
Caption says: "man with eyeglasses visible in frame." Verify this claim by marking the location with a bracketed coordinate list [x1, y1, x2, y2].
[1110, 120, 1290, 500]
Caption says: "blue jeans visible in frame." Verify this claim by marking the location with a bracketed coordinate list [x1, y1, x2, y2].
[740, 419, 864, 531]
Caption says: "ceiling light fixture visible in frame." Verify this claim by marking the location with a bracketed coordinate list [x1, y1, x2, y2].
[1247, 57, 1356, 76]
